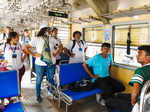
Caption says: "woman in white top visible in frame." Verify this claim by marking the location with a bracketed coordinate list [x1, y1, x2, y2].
[50, 27, 63, 64]
[2, 32, 27, 97]
[64, 31, 87, 63]
[25, 27, 55, 103]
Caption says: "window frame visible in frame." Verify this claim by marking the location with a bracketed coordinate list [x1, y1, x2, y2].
[52, 19, 70, 46]
[83, 25, 105, 44]
[112, 21, 150, 70]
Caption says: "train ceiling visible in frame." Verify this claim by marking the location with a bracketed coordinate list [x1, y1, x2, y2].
[0, 0, 150, 29]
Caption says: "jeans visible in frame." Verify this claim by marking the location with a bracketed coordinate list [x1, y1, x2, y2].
[35, 64, 56, 97]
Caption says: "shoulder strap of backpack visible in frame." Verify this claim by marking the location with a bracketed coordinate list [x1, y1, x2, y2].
[3, 33, 6, 39]
[71, 40, 76, 52]
[80, 40, 84, 45]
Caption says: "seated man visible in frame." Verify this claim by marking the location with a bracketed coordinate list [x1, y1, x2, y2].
[129, 45, 150, 111]
[83, 43, 125, 105]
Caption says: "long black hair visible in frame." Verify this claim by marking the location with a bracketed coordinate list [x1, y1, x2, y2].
[37, 27, 48, 37]
[6, 32, 18, 44]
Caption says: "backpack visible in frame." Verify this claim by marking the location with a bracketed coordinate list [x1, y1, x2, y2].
[60, 52, 70, 64]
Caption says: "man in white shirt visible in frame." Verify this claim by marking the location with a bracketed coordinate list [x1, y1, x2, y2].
[64, 31, 87, 63]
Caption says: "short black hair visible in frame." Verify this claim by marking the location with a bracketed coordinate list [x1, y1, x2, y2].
[138, 45, 150, 56]
[51, 27, 58, 32]
[73, 31, 81, 38]
[101, 43, 111, 48]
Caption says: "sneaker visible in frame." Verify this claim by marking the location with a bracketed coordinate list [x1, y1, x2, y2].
[36, 96, 42, 103]
[18, 96, 24, 101]
[96, 94, 106, 106]
[96, 94, 101, 103]
[99, 99, 106, 106]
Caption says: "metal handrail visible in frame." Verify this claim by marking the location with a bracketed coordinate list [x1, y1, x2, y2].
[140, 80, 150, 112]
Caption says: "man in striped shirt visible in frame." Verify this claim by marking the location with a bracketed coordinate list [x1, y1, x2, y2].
[129, 45, 150, 108]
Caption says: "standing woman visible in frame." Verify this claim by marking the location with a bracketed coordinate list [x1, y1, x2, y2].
[64, 31, 87, 63]
[25, 27, 55, 103]
[50, 27, 63, 64]
[2, 32, 27, 97]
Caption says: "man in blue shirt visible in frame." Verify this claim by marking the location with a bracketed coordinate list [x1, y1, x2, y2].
[83, 43, 125, 104]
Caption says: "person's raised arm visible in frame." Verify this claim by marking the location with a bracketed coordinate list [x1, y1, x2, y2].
[24, 44, 40, 58]
[53, 44, 63, 57]
[83, 62, 99, 79]
[21, 49, 27, 62]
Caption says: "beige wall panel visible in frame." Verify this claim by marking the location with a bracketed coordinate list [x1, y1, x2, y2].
[111, 66, 134, 93]
[85, 30, 103, 43]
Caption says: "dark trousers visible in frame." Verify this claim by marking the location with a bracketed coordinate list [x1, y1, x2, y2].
[18, 65, 25, 96]
[105, 94, 132, 112]
[56, 59, 61, 65]
[94, 76, 125, 99]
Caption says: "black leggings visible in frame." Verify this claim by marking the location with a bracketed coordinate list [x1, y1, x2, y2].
[94, 77, 125, 99]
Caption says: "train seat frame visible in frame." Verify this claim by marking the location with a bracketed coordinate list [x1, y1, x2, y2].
[53, 63, 102, 112]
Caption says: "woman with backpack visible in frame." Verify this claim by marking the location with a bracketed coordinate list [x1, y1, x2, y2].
[64, 31, 87, 63]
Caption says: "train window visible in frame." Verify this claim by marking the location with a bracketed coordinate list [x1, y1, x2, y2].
[52, 18, 70, 46]
[83, 26, 105, 58]
[84, 27, 104, 43]
[113, 23, 150, 68]
[86, 43, 102, 58]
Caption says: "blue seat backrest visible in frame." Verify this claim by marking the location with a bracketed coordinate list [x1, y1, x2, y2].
[0, 70, 19, 99]
[60, 63, 90, 86]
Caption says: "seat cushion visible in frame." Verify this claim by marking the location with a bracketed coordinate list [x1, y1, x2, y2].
[3, 102, 24, 112]
[62, 88, 102, 101]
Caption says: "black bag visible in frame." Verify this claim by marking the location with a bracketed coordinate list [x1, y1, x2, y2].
[105, 93, 132, 112]
[60, 52, 70, 64]
[68, 80, 94, 92]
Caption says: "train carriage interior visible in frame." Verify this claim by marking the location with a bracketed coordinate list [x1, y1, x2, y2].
[1, 0, 150, 112]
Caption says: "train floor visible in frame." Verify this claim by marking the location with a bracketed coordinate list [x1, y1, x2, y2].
[21, 87, 108, 112]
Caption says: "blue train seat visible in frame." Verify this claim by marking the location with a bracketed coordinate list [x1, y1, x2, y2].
[57, 63, 102, 112]
[0, 70, 24, 112]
